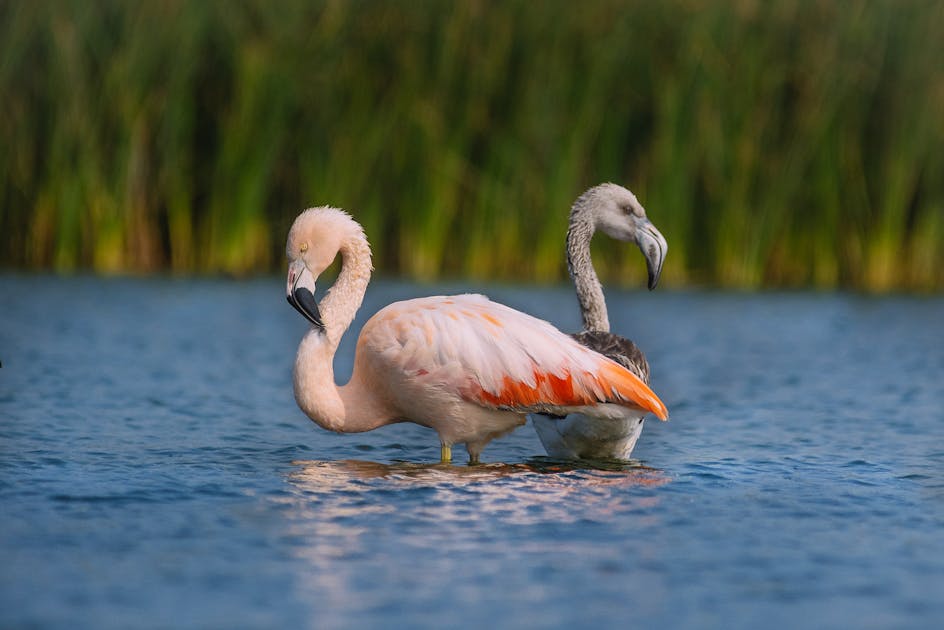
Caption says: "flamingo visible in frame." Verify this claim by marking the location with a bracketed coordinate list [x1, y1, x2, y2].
[286, 206, 668, 464]
[531, 183, 668, 460]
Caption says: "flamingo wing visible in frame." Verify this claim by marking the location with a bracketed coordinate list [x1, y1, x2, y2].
[362, 294, 668, 420]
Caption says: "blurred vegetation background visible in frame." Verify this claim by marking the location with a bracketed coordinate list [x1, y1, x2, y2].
[1, 0, 942, 290]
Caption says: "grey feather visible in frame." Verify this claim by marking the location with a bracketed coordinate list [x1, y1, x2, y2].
[570, 330, 650, 384]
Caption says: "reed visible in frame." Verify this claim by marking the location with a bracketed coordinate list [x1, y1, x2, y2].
[1, 0, 942, 290]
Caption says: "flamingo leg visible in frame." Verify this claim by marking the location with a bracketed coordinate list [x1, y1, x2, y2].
[466, 442, 483, 465]
[440, 444, 452, 463]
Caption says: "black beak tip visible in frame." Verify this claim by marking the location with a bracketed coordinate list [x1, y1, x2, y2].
[646, 259, 661, 291]
[288, 287, 325, 331]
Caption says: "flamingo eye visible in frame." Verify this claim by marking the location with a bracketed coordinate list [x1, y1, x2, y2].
[300, 242, 309, 253]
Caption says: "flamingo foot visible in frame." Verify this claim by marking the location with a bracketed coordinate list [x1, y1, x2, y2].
[440, 444, 452, 463]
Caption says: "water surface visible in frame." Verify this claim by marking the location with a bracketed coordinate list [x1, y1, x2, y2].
[1, 276, 942, 628]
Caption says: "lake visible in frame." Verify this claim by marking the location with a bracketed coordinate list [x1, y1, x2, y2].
[1, 275, 942, 628]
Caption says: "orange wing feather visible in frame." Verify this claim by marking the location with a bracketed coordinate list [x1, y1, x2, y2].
[470, 360, 668, 420]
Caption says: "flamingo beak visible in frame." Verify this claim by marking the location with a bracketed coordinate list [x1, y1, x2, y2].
[635, 219, 667, 290]
[286, 259, 324, 331]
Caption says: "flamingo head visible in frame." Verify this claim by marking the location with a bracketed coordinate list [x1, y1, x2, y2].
[285, 206, 364, 331]
[584, 183, 668, 290]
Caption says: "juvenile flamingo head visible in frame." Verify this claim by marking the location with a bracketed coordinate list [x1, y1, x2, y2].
[580, 183, 668, 290]
[285, 207, 365, 331]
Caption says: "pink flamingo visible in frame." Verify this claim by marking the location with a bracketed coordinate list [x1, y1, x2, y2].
[286, 207, 668, 464]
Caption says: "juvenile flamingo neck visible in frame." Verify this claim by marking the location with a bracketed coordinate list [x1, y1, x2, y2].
[567, 197, 610, 333]
[293, 233, 390, 433]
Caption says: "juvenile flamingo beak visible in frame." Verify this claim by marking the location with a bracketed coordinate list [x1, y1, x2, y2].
[635, 219, 667, 290]
[287, 259, 324, 331]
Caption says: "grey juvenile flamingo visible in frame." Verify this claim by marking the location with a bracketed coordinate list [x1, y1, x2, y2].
[531, 183, 668, 460]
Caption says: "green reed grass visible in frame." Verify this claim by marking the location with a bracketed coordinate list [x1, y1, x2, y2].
[1, 0, 942, 290]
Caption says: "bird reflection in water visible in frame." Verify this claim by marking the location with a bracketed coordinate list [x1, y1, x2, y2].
[285, 458, 667, 526]
[279, 458, 667, 604]
[289, 458, 666, 485]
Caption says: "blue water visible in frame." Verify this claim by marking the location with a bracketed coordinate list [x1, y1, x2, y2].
[1, 275, 942, 629]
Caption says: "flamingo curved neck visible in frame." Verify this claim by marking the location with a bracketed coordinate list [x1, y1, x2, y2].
[293, 233, 391, 433]
[567, 201, 610, 333]
[319, 235, 373, 347]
